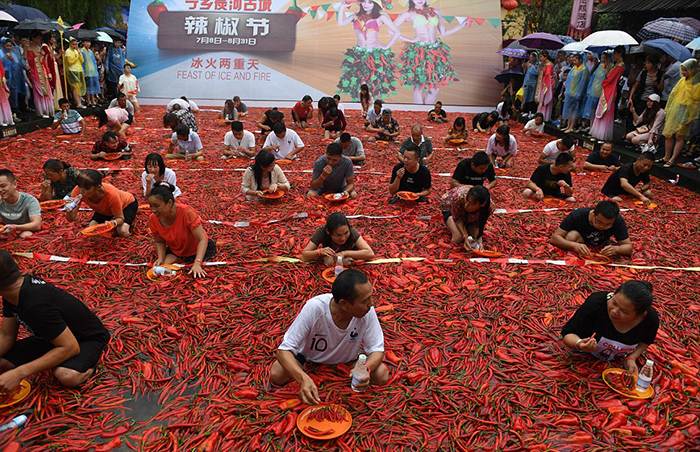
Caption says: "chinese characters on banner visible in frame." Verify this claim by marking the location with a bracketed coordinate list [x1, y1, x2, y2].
[158, 12, 296, 51]
[184, 0, 272, 11]
[567, 0, 594, 40]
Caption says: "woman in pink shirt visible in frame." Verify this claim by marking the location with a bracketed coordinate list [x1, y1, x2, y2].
[95, 107, 131, 137]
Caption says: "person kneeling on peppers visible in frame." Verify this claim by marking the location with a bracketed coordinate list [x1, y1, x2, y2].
[561, 281, 658, 375]
[270, 269, 388, 404]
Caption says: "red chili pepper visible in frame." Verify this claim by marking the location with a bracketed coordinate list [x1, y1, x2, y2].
[94, 438, 122, 452]
[278, 398, 301, 410]
[1, 442, 21, 452]
[102, 423, 130, 439]
[659, 430, 685, 448]
[233, 389, 259, 399]
[281, 411, 298, 436]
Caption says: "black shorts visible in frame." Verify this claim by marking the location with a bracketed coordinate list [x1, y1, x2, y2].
[2, 333, 110, 373]
[91, 200, 138, 226]
[442, 210, 452, 222]
[125, 112, 134, 125]
[291, 110, 308, 122]
[325, 126, 343, 132]
[167, 238, 217, 263]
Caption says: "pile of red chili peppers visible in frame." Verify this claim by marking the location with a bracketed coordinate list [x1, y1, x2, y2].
[0, 106, 698, 451]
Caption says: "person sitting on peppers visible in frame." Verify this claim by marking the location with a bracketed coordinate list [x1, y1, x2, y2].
[0, 249, 110, 391]
[367, 108, 400, 142]
[440, 184, 492, 251]
[561, 280, 658, 376]
[307, 142, 358, 199]
[270, 269, 388, 404]
[147, 184, 215, 279]
[65, 169, 138, 238]
[301, 212, 375, 267]
[389, 145, 431, 203]
[550, 200, 632, 258]
[0, 169, 42, 240]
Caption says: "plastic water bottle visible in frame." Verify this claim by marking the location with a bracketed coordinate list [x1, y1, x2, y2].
[153, 266, 176, 276]
[65, 194, 82, 211]
[635, 359, 654, 392]
[0, 414, 28, 432]
[351, 354, 369, 392]
[185, 150, 191, 163]
[334, 255, 344, 277]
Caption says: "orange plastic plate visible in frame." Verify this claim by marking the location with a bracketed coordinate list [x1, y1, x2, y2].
[146, 264, 182, 282]
[297, 404, 352, 440]
[40, 199, 67, 211]
[323, 193, 349, 202]
[261, 189, 284, 199]
[81, 222, 116, 237]
[602, 368, 654, 400]
[103, 153, 122, 161]
[396, 191, 420, 201]
[472, 249, 503, 258]
[0, 380, 31, 408]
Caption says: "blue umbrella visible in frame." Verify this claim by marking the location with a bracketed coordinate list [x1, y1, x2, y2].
[0, 4, 49, 21]
[687, 36, 700, 51]
[643, 38, 692, 63]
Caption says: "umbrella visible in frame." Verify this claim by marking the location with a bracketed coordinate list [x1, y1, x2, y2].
[558, 35, 576, 45]
[65, 29, 100, 41]
[495, 69, 524, 85]
[96, 31, 113, 43]
[638, 19, 698, 45]
[643, 38, 692, 63]
[13, 18, 66, 32]
[580, 30, 638, 49]
[95, 27, 126, 41]
[561, 41, 587, 52]
[498, 48, 528, 59]
[518, 32, 564, 50]
[0, 4, 49, 21]
[0, 10, 17, 27]
[677, 17, 700, 34]
[687, 36, 700, 51]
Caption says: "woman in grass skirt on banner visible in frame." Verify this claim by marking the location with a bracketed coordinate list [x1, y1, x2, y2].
[337, 0, 403, 100]
[393, 0, 466, 105]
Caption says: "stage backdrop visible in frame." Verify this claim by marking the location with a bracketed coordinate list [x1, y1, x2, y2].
[127, 0, 504, 106]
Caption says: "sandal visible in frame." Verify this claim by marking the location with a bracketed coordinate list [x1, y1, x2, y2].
[655, 158, 668, 163]
[663, 161, 675, 168]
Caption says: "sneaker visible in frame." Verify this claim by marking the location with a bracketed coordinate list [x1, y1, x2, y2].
[694, 156, 700, 164]
[552, 120, 560, 126]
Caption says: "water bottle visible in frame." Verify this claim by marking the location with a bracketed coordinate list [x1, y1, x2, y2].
[65, 194, 82, 211]
[334, 255, 344, 277]
[0, 414, 28, 432]
[467, 236, 479, 250]
[351, 354, 369, 392]
[185, 150, 191, 163]
[153, 266, 176, 276]
[635, 359, 654, 392]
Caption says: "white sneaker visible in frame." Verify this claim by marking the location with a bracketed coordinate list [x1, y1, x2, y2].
[0, 123, 6, 127]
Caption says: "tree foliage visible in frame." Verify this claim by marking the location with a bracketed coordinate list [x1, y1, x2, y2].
[9, 0, 128, 29]
[503, 0, 620, 38]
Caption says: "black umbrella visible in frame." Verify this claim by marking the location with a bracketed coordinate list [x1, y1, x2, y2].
[94, 28, 126, 41]
[65, 29, 100, 41]
[495, 69, 524, 85]
[0, 4, 49, 21]
[13, 18, 66, 32]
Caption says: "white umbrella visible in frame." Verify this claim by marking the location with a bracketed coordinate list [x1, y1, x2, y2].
[580, 30, 638, 49]
[687, 36, 700, 51]
[96, 31, 113, 43]
[561, 41, 587, 52]
[0, 11, 18, 26]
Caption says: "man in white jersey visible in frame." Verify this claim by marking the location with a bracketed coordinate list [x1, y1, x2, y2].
[270, 269, 387, 404]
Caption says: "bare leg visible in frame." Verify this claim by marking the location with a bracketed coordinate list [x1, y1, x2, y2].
[306, 190, 320, 199]
[270, 359, 293, 386]
[53, 366, 95, 388]
[446, 216, 463, 244]
[413, 87, 425, 104]
[667, 132, 685, 165]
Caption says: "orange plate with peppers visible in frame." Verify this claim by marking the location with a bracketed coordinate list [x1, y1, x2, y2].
[40, 199, 67, 211]
[530, 132, 546, 138]
[297, 404, 352, 440]
[321, 267, 340, 283]
[0, 379, 31, 409]
[494, 168, 507, 175]
[260, 189, 284, 199]
[323, 193, 349, 202]
[396, 191, 420, 201]
[602, 368, 654, 399]
[472, 249, 503, 258]
[543, 197, 568, 207]
[275, 159, 293, 165]
[103, 153, 122, 161]
[579, 252, 611, 264]
[448, 139, 466, 145]
[634, 200, 658, 210]
[81, 222, 116, 237]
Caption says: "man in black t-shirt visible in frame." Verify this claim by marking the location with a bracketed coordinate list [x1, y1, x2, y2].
[523, 153, 575, 201]
[0, 251, 109, 391]
[389, 146, 431, 204]
[550, 200, 632, 257]
[257, 108, 284, 136]
[450, 151, 497, 190]
[601, 152, 653, 202]
[427, 101, 447, 123]
[583, 142, 621, 172]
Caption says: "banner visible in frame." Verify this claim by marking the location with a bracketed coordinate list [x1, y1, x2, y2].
[567, 0, 594, 40]
[127, 0, 504, 105]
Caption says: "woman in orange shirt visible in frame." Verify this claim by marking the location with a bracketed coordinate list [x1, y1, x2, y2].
[147, 184, 215, 278]
[65, 169, 138, 237]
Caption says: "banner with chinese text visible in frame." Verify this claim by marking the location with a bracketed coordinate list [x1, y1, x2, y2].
[128, 0, 504, 105]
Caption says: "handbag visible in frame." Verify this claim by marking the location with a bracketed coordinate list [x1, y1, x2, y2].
[636, 125, 649, 134]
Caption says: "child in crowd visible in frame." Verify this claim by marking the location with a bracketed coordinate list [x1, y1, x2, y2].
[118, 64, 139, 113]
[51, 98, 84, 135]
[359, 84, 373, 117]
